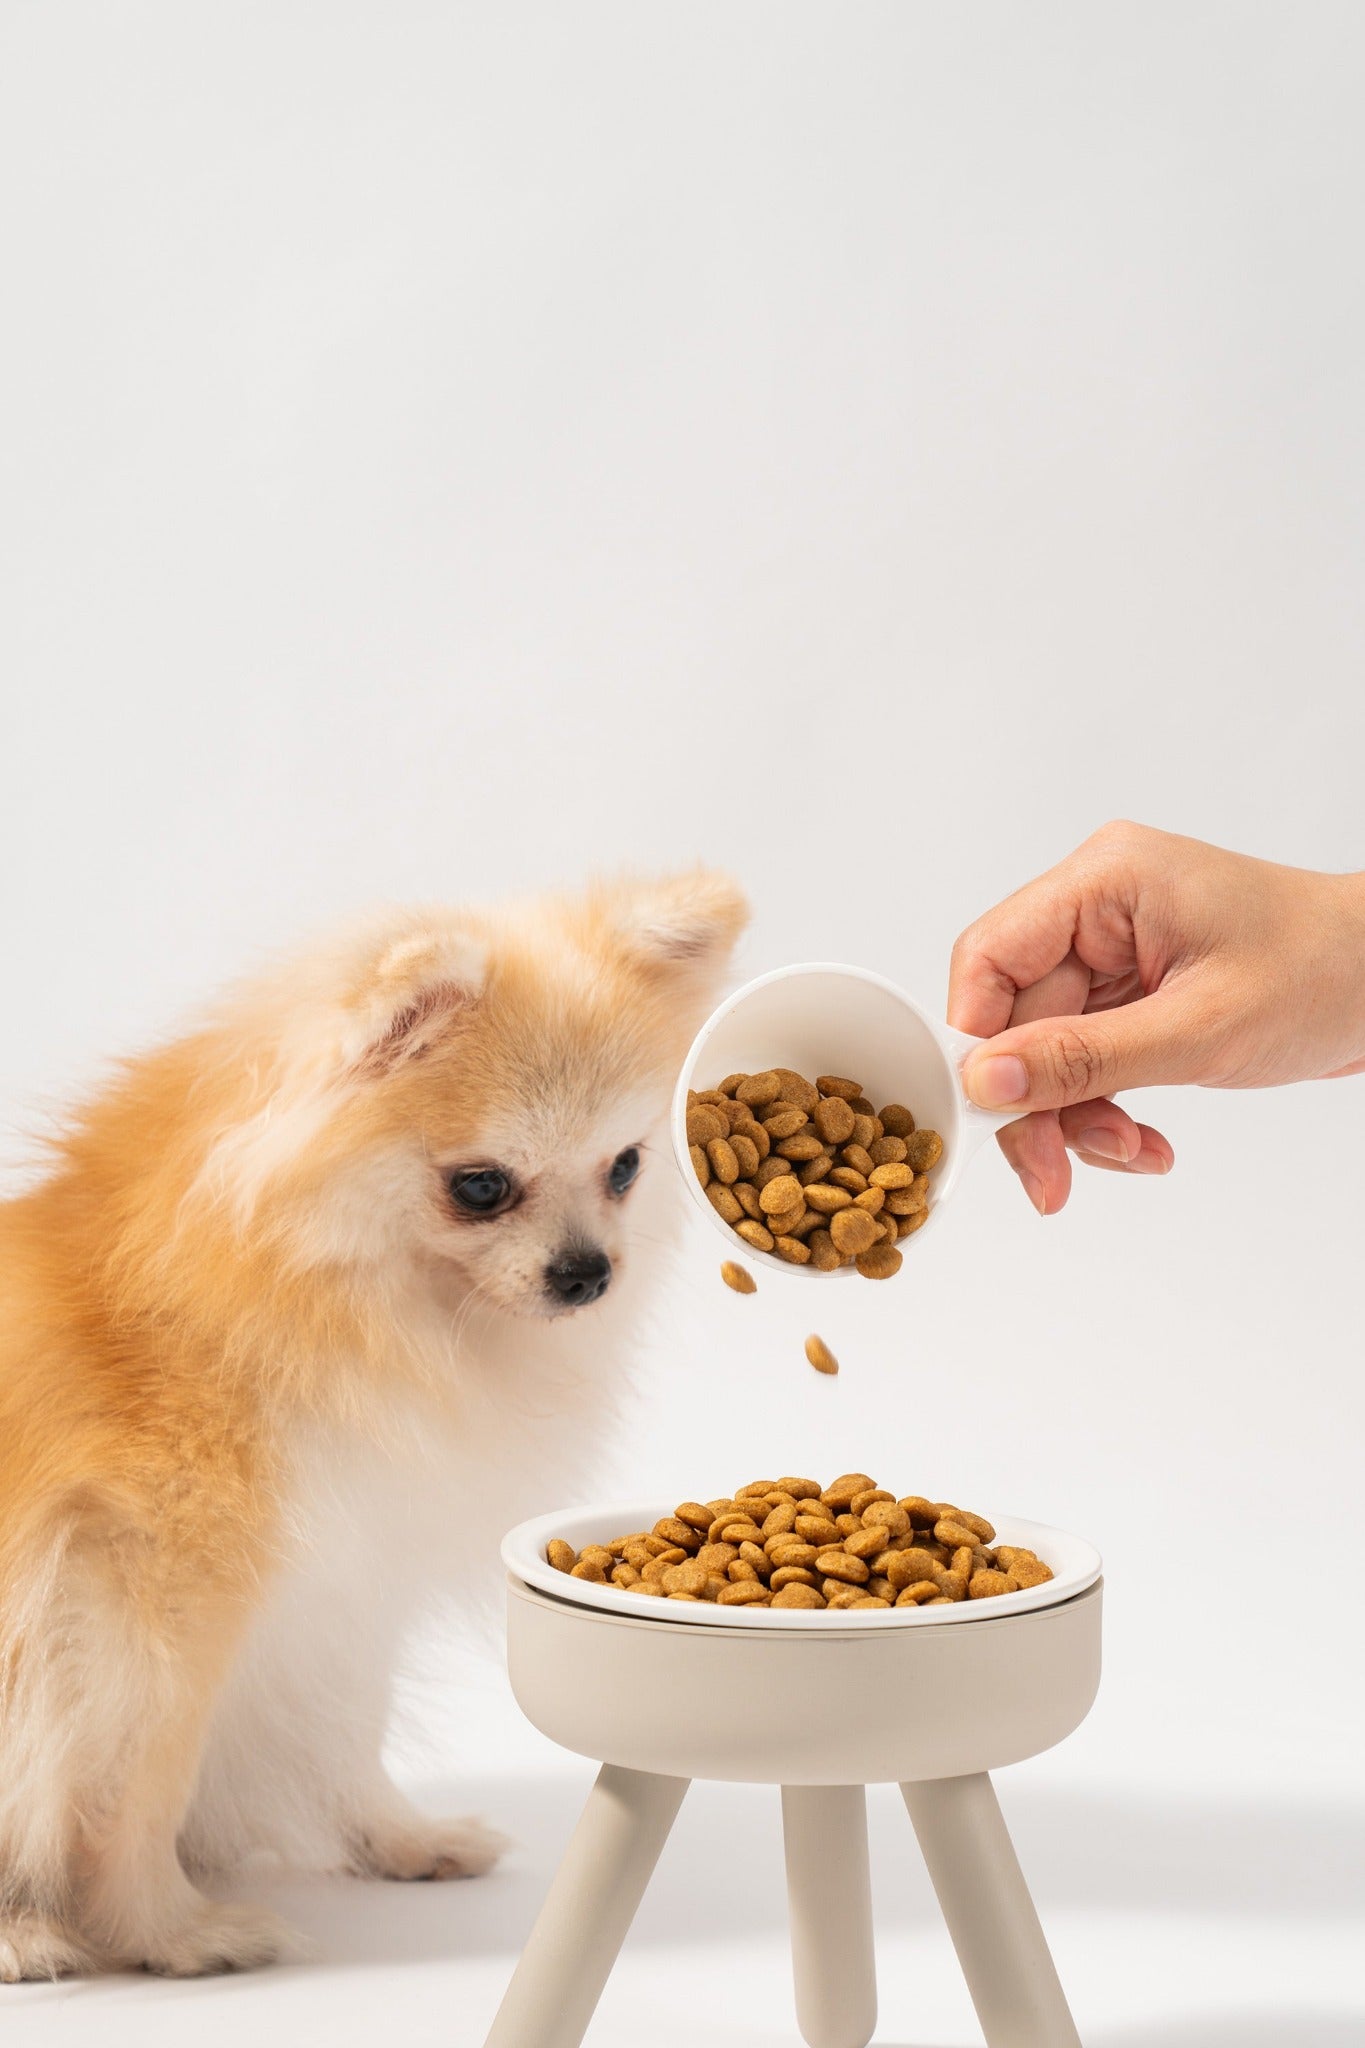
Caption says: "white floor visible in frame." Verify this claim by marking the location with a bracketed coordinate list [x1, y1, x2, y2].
[8, 1654, 1363, 2048]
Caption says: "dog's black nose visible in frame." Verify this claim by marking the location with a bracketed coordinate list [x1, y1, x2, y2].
[545, 1249, 612, 1307]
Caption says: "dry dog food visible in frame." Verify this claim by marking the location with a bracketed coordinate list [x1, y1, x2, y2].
[720, 1260, 757, 1294]
[804, 1334, 839, 1375]
[548, 1475, 1053, 1611]
[688, 1068, 943, 1279]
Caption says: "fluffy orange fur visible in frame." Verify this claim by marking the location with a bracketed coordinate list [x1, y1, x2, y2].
[0, 869, 746, 1979]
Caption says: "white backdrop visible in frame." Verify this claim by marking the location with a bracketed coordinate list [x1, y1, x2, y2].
[2, 5, 1362, 2043]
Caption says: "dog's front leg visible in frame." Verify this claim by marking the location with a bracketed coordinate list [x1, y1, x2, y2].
[77, 1607, 295, 1975]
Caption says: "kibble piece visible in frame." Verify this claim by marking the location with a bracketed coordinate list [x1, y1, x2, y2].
[849, 1096, 878, 1117]
[905, 1129, 944, 1172]
[717, 1580, 771, 1606]
[734, 1180, 764, 1219]
[863, 1501, 911, 1536]
[754, 1154, 796, 1190]
[686, 1104, 728, 1146]
[820, 1473, 875, 1509]
[896, 1581, 940, 1606]
[689, 1143, 710, 1187]
[829, 1207, 881, 1256]
[869, 1161, 914, 1189]
[968, 1569, 1021, 1600]
[729, 1132, 761, 1178]
[661, 1560, 709, 1596]
[849, 1113, 880, 1150]
[797, 1150, 836, 1185]
[828, 1165, 869, 1194]
[707, 1137, 740, 1185]
[897, 1209, 929, 1239]
[816, 1074, 863, 1101]
[867, 1134, 908, 1166]
[758, 1173, 803, 1215]
[770, 1565, 820, 1591]
[899, 1498, 939, 1527]
[853, 1186, 886, 1214]
[813, 1095, 857, 1145]
[735, 1219, 776, 1252]
[815, 1548, 869, 1585]
[805, 1183, 853, 1214]
[708, 1184, 744, 1224]
[777, 1131, 828, 1162]
[855, 1243, 903, 1279]
[804, 1334, 839, 1376]
[808, 1228, 840, 1270]
[546, 1539, 577, 1573]
[763, 1107, 809, 1139]
[717, 1072, 748, 1097]
[878, 1103, 916, 1137]
[774, 1069, 821, 1113]
[736, 1071, 783, 1108]
[772, 1582, 826, 1609]
[840, 1143, 876, 1179]
[570, 1558, 606, 1583]
[774, 1235, 811, 1264]
[764, 1203, 805, 1236]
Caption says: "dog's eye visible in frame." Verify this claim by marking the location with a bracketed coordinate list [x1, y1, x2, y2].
[607, 1147, 640, 1197]
[449, 1167, 512, 1215]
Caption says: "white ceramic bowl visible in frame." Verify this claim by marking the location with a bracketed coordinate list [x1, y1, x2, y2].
[503, 1501, 1101, 1632]
[670, 962, 1014, 1276]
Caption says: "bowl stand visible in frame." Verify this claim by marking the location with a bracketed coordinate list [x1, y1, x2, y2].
[484, 1575, 1102, 2048]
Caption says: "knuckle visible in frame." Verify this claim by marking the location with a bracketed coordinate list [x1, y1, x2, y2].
[1041, 1026, 1108, 1101]
[1086, 817, 1147, 857]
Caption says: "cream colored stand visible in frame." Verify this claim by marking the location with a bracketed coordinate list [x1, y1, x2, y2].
[485, 1576, 1101, 2048]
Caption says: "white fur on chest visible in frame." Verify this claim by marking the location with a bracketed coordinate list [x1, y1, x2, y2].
[184, 1232, 659, 1873]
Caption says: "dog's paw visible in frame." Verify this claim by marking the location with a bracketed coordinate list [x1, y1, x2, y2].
[0, 1912, 90, 1983]
[354, 1814, 510, 1883]
[138, 1901, 296, 1977]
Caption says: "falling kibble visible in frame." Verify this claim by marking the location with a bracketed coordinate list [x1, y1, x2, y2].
[720, 1260, 757, 1295]
[804, 1334, 839, 1376]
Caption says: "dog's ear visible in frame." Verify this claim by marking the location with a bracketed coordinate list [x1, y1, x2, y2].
[597, 869, 749, 971]
[344, 923, 487, 1076]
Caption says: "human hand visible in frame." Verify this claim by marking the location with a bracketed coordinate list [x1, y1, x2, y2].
[948, 821, 1365, 1213]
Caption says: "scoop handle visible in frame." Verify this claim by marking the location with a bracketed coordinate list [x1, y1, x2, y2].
[942, 1025, 1020, 1158]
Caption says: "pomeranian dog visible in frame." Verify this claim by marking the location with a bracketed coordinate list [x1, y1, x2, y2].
[0, 869, 746, 1982]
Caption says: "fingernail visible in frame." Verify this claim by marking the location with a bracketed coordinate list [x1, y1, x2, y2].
[1019, 1171, 1047, 1215]
[964, 1054, 1029, 1108]
[1129, 1153, 1171, 1174]
[1076, 1127, 1133, 1163]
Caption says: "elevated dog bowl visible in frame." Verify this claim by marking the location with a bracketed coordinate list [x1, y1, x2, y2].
[486, 1504, 1103, 2048]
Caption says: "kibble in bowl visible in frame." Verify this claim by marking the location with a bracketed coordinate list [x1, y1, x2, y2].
[505, 1489, 1102, 1631]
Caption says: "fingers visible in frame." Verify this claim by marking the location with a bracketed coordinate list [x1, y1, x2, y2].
[1059, 1104, 1174, 1176]
[997, 1112, 1070, 1214]
[949, 870, 1086, 1038]
[947, 823, 1150, 1038]
[999, 1106, 1175, 1212]
[961, 988, 1207, 1112]
[1057, 1098, 1143, 1164]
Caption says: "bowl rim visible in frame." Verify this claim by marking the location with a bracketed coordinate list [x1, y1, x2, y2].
[502, 1499, 1103, 1631]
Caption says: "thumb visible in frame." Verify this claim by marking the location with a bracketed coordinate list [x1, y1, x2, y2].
[960, 991, 1205, 1112]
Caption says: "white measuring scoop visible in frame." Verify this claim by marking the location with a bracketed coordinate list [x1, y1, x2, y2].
[671, 961, 1016, 1276]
